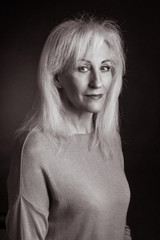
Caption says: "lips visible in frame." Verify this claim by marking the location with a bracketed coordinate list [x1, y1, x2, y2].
[86, 94, 103, 100]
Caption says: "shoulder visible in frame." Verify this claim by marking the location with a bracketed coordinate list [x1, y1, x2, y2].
[22, 130, 51, 155]
[8, 130, 54, 211]
[21, 130, 58, 166]
[19, 131, 60, 209]
[7, 130, 51, 207]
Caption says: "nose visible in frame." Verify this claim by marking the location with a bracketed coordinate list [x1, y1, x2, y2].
[88, 70, 102, 89]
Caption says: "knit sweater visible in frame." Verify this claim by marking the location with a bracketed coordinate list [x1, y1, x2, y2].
[6, 130, 131, 240]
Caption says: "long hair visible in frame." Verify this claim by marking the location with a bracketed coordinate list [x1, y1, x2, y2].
[18, 15, 126, 157]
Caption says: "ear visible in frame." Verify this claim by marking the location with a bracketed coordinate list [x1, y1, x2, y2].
[54, 74, 62, 89]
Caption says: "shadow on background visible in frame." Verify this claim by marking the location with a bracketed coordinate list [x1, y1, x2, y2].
[0, 1, 160, 239]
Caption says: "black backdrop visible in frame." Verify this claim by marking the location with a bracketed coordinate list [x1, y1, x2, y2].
[0, 1, 160, 239]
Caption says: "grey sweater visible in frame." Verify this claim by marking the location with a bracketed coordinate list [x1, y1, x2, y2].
[6, 130, 131, 240]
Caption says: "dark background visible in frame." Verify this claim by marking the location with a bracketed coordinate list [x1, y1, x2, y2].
[0, 0, 160, 239]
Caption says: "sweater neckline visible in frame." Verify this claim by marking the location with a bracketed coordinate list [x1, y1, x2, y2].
[69, 131, 94, 137]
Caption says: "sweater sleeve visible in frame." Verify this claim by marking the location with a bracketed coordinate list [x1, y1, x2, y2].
[124, 225, 132, 240]
[6, 132, 50, 240]
[6, 195, 49, 240]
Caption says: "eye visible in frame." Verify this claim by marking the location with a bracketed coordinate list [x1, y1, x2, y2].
[78, 65, 90, 73]
[100, 65, 111, 72]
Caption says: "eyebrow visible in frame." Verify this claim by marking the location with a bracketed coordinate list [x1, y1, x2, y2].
[80, 59, 111, 64]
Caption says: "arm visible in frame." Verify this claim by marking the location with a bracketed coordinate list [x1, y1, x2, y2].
[6, 195, 49, 240]
[6, 132, 50, 240]
[116, 136, 132, 240]
[124, 225, 132, 240]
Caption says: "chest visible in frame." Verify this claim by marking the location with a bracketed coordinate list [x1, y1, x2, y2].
[47, 145, 130, 216]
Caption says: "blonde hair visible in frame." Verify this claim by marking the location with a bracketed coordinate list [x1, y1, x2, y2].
[18, 15, 126, 157]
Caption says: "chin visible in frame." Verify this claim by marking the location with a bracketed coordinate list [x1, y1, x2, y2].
[86, 105, 103, 114]
[84, 99, 106, 113]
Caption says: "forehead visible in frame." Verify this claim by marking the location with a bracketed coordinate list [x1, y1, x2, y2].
[75, 34, 112, 61]
[64, 30, 115, 72]
[82, 40, 111, 60]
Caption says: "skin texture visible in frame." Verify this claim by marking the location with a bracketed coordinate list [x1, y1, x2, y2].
[59, 41, 113, 133]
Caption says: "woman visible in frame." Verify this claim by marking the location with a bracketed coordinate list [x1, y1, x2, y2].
[6, 16, 132, 240]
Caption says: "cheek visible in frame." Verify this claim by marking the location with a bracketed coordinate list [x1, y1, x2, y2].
[103, 76, 113, 91]
[67, 82, 83, 97]
[66, 79, 85, 96]
[60, 75, 76, 94]
[61, 78, 84, 102]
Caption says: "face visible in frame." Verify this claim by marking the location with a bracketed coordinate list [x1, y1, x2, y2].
[59, 41, 113, 116]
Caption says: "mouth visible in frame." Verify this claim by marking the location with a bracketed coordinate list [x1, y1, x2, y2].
[85, 94, 103, 100]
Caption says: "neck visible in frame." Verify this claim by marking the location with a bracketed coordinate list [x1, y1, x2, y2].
[67, 112, 94, 135]
[63, 103, 94, 135]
